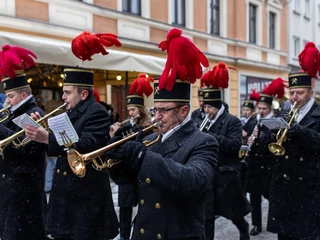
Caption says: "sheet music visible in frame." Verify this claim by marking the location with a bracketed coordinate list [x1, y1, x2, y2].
[12, 113, 40, 129]
[260, 117, 290, 130]
[48, 112, 79, 146]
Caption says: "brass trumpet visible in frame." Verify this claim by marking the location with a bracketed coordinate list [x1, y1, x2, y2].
[0, 102, 67, 157]
[0, 105, 11, 123]
[67, 121, 161, 178]
[199, 114, 209, 131]
[268, 102, 298, 156]
[110, 115, 140, 132]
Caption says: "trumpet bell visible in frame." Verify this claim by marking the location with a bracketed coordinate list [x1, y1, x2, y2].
[268, 143, 285, 156]
[67, 149, 86, 178]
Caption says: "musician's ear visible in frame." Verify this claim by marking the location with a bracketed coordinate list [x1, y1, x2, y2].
[80, 90, 89, 100]
[180, 104, 190, 117]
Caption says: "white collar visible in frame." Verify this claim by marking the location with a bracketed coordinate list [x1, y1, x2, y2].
[296, 98, 314, 123]
[11, 95, 33, 113]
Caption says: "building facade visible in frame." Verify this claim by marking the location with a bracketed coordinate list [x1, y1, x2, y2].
[0, 0, 289, 117]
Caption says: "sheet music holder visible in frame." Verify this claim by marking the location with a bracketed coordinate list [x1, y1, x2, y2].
[13, 113, 40, 129]
[260, 117, 290, 130]
[47, 112, 79, 146]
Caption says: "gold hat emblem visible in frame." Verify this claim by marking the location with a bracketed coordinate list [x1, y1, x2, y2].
[260, 97, 265, 101]
[154, 86, 160, 95]
[204, 92, 209, 98]
[62, 73, 67, 81]
[291, 78, 298, 84]
[3, 82, 6, 90]
[127, 98, 131, 103]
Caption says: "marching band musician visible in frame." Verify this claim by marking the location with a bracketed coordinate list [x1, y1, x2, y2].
[241, 100, 256, 139]
[25, 30, 122, 240]
[107, 27, 218, 240]
[266, 70, 320, 239]
[25, 68, 119, 240]
[109, 73, 155, 240]
[191, 88, 205, 125]
[200, 64, 252, 240]
[0, 46, 47, 240]
[244, 78, 286, 236]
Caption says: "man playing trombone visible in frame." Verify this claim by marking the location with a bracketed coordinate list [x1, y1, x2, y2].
[265, 71, 320, 240]
[0, 46, 47, 240]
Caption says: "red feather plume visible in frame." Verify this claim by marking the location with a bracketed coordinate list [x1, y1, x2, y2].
[129, 73, 154, 97]
[93, 88, 100, 102]
[249, 89, 260, 102]
[158, 28, 209, 91]
[210, 62, 236, 89]
[200, 71, 212, 87]
[72, 31, 122, 61]
[0, 45, 37, 80]
[298, 42, 320, 78]
[262, 78, 287, 98]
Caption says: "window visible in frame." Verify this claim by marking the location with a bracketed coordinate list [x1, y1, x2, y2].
[249, 4, 257, 43]
[293, 37, 300, 57]
[172, 0, 185, 26]
[269, 12, 276, 49]
[304, 0, 310, 18]
[293, 0, 300, 12]
[122, 0, 141, 15]
[210, 0, 220, 35]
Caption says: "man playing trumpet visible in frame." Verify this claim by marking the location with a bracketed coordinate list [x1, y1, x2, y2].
[0, 46, 47, 240]
[109, 73, 155, 240]
[266, 70, 320, 240]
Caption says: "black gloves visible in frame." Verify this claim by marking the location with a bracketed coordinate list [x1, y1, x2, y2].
[107, 128, 147, 170]
[287, 122, 305, 137]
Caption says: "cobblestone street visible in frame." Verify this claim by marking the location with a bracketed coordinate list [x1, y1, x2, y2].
[110, 180, 277, 240]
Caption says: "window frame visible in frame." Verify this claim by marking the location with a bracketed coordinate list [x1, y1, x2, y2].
[249, 3, 257, 44]
[172, 0, 186, 26]
[269, 11, 276, 49]
[210, 0, 220, 35]
[122, 0, 141, 16]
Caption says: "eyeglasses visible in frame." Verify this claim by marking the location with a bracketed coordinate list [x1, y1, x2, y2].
[151, 105, 183, 115]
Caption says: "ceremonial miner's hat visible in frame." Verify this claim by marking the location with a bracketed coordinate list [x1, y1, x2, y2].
[127, 73, 154, 107]
[0, 45, 37, 93]
[154, 28, 209, 103]
[293, 41, 320, 89]
[201, 62, 236, 109]
[243, 100, 255, 110]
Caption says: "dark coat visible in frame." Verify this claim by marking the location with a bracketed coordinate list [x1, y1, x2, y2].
[110, 120, 218, 240]
[202, 110, 252, 220]
[118, 123, 140, 207]
[191, 108, 206, 127]
[245, 119, 276, 196]
[46, 97, 119, 240]
[0, 97, 47, 240]
[267, 103, 320, 239]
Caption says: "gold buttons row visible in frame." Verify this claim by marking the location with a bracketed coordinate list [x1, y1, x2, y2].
[139, 229, 162, 239]
[139, 199, 161, 209]
[56, 169, 67, 176]
[145, 178, 151, 184]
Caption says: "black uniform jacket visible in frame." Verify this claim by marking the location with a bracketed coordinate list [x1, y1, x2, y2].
[266, 103, 320, 239]
[203, 110, 252, 220]
[245, 119, 276, 196]
[46, 97, 119, 240]
[0, 97, 46, 240]
[191, 108, 205, 127]
[110, 120, 218, 240]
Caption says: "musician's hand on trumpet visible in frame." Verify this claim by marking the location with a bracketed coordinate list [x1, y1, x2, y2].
[107, 126, 147, 170]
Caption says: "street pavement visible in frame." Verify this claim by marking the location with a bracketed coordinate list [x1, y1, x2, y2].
[110, 180, 277, 240]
